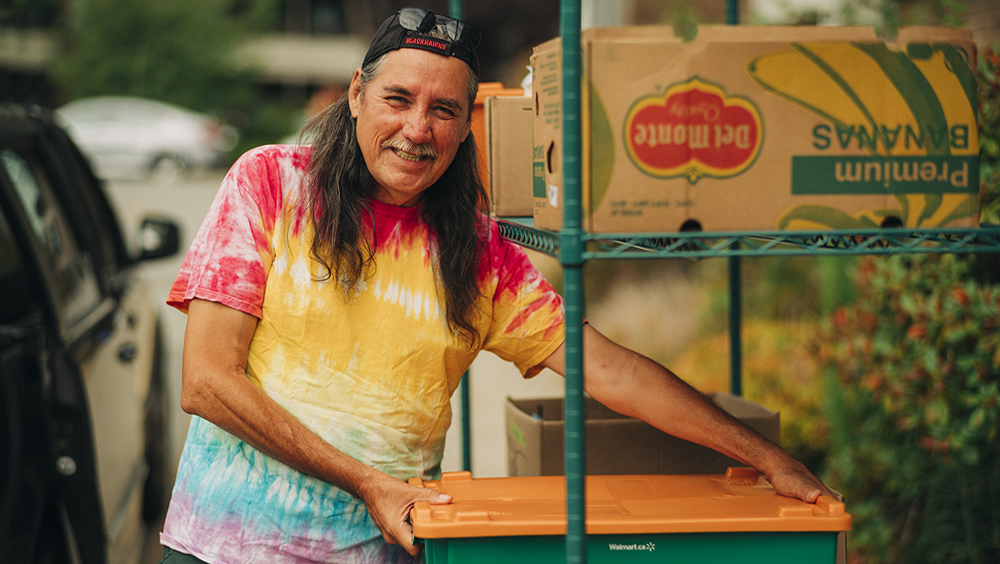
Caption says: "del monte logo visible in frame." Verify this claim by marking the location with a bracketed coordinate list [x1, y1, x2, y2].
[625, 77, 763, 183]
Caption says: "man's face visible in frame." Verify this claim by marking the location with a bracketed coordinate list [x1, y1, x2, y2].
[349, 48, 473, 207]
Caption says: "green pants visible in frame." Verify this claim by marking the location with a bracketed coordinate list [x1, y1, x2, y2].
[157, 547, 208, 564]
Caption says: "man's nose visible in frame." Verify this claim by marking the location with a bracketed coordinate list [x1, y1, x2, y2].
[402, 110, 432, 144]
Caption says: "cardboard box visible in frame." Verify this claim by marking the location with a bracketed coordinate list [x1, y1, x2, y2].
[471, 83, 524, 208]
[486, 95, 535, 217]
[506, 391, 780, 476]
[531, 26, 980, 233]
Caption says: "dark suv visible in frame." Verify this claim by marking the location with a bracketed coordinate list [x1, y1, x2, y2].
[1, 105, 179, 564]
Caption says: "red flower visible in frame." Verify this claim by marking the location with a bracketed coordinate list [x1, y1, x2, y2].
[953, 288, 970, 307]
[907, 324, 927, 339]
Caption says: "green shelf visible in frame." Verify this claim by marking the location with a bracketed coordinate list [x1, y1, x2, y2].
[497, 219, 1000, 260]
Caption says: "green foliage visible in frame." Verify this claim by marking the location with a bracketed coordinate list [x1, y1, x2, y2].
[229, 101, 305, 159]
[901, 0, 967, 27]
[670, 319, 832, 475]
[693, 255, 855, 335]
[817, 254, 1000, 563]
[231, 0, 286, 33]
[50, 0, 257, 115]
[878, 0, 969, 38]
[665, 0, 701, 42]
[0, 0, 61, 27]
[979, 43, 1000, 225]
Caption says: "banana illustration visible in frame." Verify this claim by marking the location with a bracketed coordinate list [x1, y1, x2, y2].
[748, 41, 979, 229]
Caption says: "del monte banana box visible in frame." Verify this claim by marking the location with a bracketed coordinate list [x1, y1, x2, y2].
[531, 26, 980, 233]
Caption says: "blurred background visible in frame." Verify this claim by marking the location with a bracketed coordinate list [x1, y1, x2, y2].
[2, 0, 1000, 563]
[3, 0, 996, 143]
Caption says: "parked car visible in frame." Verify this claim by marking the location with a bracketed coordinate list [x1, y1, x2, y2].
[55, 96, 238, 184]
[0, 104, 180, 564]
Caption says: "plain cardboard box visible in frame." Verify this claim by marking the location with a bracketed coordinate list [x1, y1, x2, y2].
[506, 391, 780, 476]
[532, 26, 980, 233]
[471, 83, 524, 206]
[486, 95, 534, 217]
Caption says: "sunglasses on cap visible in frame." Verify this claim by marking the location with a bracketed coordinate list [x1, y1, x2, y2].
[363, 7, 483, 75]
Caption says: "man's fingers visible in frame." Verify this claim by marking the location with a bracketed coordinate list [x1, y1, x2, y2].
[803, 479, 837, 503]
[376, 517, 418, 555]
[427, 492, 452, 505]
[787, 479, 827, 503]
[391, 490, 448, 555]
[395, 521, 419, 556]
[767, 469, 834, 504]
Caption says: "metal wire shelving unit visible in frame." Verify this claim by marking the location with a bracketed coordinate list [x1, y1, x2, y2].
[498, 221, 1000, 260]
[452, 0, 999, 562]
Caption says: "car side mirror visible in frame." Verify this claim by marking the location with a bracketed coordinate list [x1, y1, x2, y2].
[138, 216, 180, 261]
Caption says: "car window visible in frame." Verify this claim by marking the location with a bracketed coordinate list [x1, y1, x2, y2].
[45, 125, 130, 277]
[0, 148, 102, 329]
[0, 202, 36, 324]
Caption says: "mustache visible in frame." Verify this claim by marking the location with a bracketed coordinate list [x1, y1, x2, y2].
[380, 137, 438, 161]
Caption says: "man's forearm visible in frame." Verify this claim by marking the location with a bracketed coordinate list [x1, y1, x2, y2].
[180, 298, 379, 498]
[587, 347, 785, 475]
[182, 363, 378, 497]
[541, 323, 831, 501]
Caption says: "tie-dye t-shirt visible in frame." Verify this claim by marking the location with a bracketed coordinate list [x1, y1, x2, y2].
[160, 145, 565, 563]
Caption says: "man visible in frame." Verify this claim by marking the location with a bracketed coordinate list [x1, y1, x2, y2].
[158, 8, 832, 564]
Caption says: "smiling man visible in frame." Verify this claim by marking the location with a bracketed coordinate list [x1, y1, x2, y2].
[156, 7, 832, 564]
[350, 48, 472, 207]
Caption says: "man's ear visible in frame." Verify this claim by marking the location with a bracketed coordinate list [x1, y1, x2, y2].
[348, 68, 363, 118]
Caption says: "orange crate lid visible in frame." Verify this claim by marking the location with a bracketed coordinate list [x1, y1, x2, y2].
[410, 469, 851, 539]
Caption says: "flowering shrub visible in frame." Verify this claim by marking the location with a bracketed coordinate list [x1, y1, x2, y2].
[816, 254, 1000, 563]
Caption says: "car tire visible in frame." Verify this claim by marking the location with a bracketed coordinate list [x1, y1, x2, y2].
[149, 155, 187, 186]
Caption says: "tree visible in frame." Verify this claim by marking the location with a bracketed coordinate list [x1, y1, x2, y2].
[50, 0, 257, 115]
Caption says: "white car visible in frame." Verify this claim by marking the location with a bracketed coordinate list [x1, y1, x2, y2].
[56, 97, 238, 184]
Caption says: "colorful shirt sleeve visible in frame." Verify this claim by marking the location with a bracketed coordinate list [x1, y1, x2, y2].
[166, 147, 284, 317]
[482, 223, 566, 377]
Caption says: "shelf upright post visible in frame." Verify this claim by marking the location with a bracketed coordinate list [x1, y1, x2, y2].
[725, 0, 743, 397]
[728, 247, 743, 397]
[559, 0, 587, 563]
[450, 0, 472, 473]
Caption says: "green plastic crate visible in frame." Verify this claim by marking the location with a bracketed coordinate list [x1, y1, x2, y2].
[410, 470, 850, 564]
[422, 531, 837, 563]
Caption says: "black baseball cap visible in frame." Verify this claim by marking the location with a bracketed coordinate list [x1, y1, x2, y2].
[362, 7, 483, 76]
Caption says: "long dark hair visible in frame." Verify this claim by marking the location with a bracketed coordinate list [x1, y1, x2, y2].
[303, 56, 489, 349]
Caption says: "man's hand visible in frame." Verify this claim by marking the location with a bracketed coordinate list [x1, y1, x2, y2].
[357, 472, 452, 556]
[762, 457, 835, 503]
